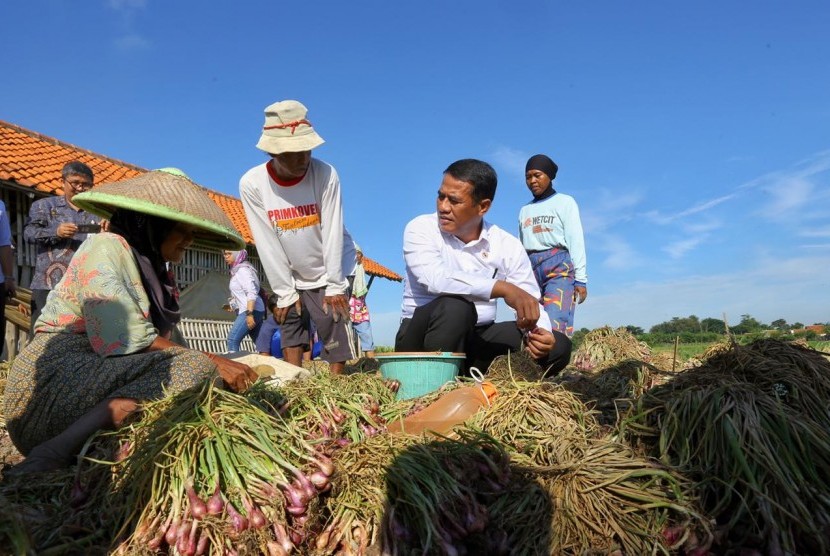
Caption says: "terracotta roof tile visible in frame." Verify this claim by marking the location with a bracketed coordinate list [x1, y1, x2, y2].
[0, 120, 402, 282]
[0, 120, 146, 192]
[362, 256, 402, 281]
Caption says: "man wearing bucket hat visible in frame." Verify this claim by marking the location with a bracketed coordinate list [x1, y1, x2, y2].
[240, 99, 356, 374]
[3, 169, 258, 474]
[395, 159, 572, 375]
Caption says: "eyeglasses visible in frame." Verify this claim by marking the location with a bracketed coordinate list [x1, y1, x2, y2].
[65, 178, 93, 190]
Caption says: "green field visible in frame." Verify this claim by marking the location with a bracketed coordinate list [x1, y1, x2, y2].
[650, 340, 830, 364]
[650, 342, 713, 362]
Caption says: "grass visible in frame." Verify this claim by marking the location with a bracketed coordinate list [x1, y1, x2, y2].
[650, 342, 713, 362]
[810, 340, 830, 352]
[651, 339, 830, 364]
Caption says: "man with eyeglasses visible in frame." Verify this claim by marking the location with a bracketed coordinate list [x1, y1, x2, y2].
[23, 161, 103, 336]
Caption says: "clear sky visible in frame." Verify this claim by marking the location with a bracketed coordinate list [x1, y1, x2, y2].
[2, 1, 829, 346]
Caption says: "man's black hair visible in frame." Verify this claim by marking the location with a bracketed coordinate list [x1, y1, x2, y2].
[61, 161, 94, 181]
[266, 292, 279, 312]
[443, 159, 497, 204]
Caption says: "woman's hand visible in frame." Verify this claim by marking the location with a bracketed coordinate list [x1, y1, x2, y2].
[145, 335, 257, 393]
[208, 353, 258, 393]
[574, 285, 588, 304]
[246, 314, 256, 329]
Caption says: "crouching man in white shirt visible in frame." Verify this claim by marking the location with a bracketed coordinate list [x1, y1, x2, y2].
[395, 159, 572, 374]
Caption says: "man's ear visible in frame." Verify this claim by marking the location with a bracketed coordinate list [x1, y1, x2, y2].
[478, 198, 492, 215]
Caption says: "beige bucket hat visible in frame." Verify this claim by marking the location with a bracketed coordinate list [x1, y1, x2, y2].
[256, 100, 325, 155]
[72, 169, 245, 251]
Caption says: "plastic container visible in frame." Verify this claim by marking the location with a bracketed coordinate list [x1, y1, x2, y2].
[270, 328, 282, 358]
[377, 352, 466, 400]
[270, 329, 323, 359]
[387, 381, 498, 436]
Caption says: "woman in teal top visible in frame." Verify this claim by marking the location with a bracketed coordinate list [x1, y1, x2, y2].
[518, 154, 588, 337]
[3, 170, 258, 474]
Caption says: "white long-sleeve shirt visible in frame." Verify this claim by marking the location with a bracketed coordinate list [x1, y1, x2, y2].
[228, 263, 265, 315]
[401, 213, 552, 330]
[239, 158, 348, 308]
[518, 192, 587, 284]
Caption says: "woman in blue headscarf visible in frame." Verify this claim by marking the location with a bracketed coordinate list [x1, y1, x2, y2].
[223, 249, 266, 352]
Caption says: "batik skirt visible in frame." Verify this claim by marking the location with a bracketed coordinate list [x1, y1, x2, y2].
[3, 332, 217, 455]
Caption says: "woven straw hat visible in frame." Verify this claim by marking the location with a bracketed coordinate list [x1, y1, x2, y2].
[256, 100, 325, 155]
[72, 170, 245, 251]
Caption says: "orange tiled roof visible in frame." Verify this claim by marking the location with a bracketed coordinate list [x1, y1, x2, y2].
[0, 120, 403, 282]
[0, 120, 145, 194]
[361, 256, 402, 281]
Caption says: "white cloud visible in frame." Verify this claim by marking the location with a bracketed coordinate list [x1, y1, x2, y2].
[490, 146, 531, 181]
[646, 194, 737, 225]
[114, 33, 151, 50]
[594, 233, 640, 270]
[682, 218, 721, 234]
[108, 0, 147, 10]
[799, 226, 830, 238]
[756, 177, 813, 220]
[576, 253, 830, 331]
[738, 149, 830, 192]
[583, 189, 643, 233]
[662, 237, 705, 259]
[107, 0, 149, 50]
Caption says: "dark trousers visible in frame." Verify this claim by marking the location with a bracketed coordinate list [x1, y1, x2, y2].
[395, 296, 572, 375]
[29, 288, 50, 339]
[0, 302, 5, 359]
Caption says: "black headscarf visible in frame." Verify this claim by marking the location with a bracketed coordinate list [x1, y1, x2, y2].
[108, 208, 181, 338]
[525, 154, 559, 181]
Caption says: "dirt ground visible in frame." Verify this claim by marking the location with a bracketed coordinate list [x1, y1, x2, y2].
[0, 428, 24, 479]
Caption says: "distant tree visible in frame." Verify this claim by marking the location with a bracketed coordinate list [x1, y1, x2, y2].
[732, 314, 765, 335]
[770, 318, 789, 331]
[649, 315, 701, 334]
[624, 325, 645, 336]
[792, 322, 804, 330]
[571, 328, 590, 349]
[794, 329, 818, 341]
[700, 318, 726, 334]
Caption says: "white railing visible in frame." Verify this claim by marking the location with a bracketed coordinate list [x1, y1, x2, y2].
[177, 318, 256, 354]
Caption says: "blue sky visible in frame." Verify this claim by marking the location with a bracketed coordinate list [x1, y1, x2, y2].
[2, 1, 829, 346]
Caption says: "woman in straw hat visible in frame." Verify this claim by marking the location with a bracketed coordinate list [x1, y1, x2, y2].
[3, 169, 258, 474]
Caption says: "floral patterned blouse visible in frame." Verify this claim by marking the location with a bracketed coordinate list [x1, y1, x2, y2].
[34, 232, 158, 357]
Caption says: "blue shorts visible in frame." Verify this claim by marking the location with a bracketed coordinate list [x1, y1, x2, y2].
[353, 320, 374, 351]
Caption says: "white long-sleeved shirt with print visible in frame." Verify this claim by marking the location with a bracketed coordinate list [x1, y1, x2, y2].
[240, 158, 348, 308]
[518, 192, 587, 284]
[401, 213, 552, 330]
